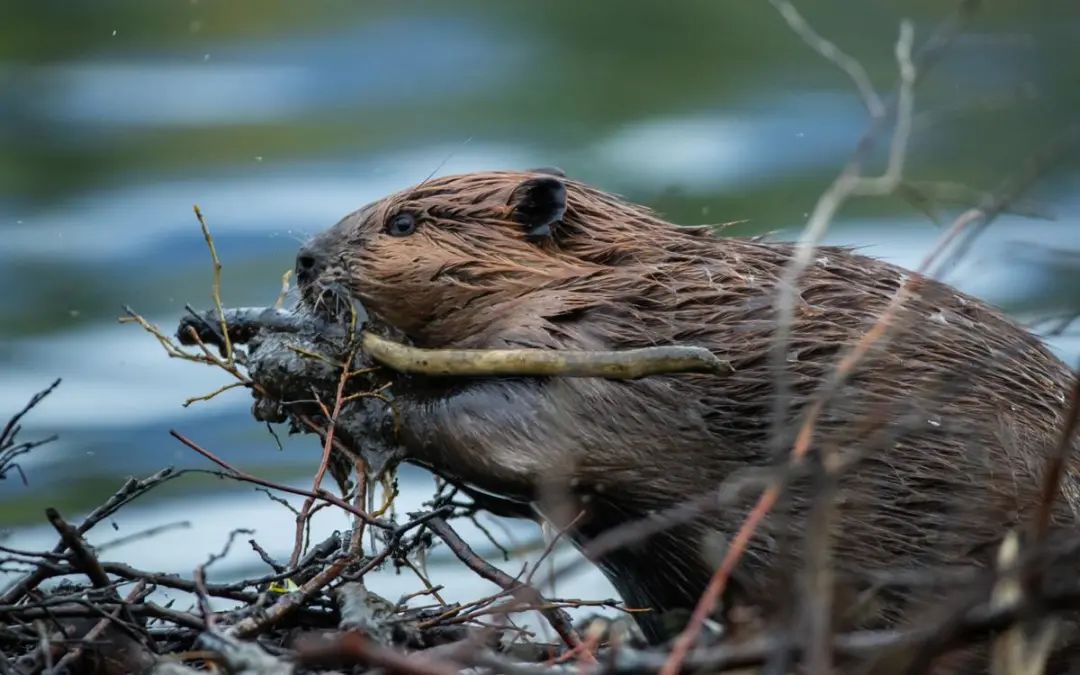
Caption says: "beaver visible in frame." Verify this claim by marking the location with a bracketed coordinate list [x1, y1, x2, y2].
[293, 168, 1079, 652]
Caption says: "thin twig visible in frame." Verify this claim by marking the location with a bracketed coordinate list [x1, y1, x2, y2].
[769, 0, 885, 119]
[425, 516, 583, 650]
[193, 205, 234, 365]
[44, 509, 112, 590]
[194, 528, 254, 629]
[291, 350, 356, 567]
[768, 19, 917, 466]
[169, 430, 388, 528]
[1034, 370, 1080, 539]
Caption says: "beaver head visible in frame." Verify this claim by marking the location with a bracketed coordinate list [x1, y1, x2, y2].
[295, 168, 713, 349]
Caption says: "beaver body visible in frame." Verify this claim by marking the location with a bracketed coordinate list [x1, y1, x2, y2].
[295, 170, 1078, 649]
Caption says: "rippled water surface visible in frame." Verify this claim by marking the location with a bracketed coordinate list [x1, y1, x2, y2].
[2, 2, 1078, 623]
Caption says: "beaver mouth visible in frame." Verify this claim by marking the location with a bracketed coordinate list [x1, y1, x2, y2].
[297, 275, 368, 327]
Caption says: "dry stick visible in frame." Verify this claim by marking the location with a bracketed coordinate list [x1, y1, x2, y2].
[168, 430, 388, 529]
[14, 531, 334, 604]
[44, 508, 154, 653]
[45, 509, 113, 590]
[1034, 371, 1080, 539]
[7, 603, 205, 631]
[228, 549, 356, 639]
[96, 563, 260, 603]
[525, 511, 585, 589]
[0, 377, 58, 500]
[97, 521, 192, 553]
[183, 381, 245, 408]
[797, 400, 893, 675]
[400, 558, 447, 607]
[525, 512, 595, 663]
[362, 332, 730, 380]
[425, 516, 583, 650]
[193, 205, 233, 365]
[121, 307, 260, 413]
[274, 269, 292, 309]
[0, 378, 61, 449]
[176, 305, 730, 380]
[541, 464, 799, 591]
[769, 0, 885, 120]
[764, 0, 978, 468]
[193, 529, 254, 631]
[290, 350, 355, 568]
[768, 17, 916, 466]
[227, 508, 449, 639]
[802, 468, 837, 675]
[931, 122, 1080, 280]
[758, 25, 919, 642]
[1, 468, 178, 605]
[351, 457, 369, 556]
[425, 598, 620, 628]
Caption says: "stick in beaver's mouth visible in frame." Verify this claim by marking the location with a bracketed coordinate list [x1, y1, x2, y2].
[175, 306, 732, 380]
[173, 304, 731, 485]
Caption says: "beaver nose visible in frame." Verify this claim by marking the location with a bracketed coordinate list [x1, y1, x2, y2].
[295, 246, 323, 283]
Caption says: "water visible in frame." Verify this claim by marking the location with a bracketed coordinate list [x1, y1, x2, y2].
[2, 1, 1078, 627]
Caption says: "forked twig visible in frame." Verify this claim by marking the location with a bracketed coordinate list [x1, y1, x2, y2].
[769, 0, 885, 119]
[193, 205, 234, 365]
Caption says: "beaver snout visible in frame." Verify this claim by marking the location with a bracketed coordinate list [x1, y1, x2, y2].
[295, 244, 324, 286]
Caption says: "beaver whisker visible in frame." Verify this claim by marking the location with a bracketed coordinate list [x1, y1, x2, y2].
[301, 280, 372, 336]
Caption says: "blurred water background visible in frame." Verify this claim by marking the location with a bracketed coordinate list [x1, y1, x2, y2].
[2, 1, 1078, 629]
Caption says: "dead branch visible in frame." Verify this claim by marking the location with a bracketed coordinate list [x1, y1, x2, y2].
[1034, 369, 1080, 539]
[175, 306, 731, 381]
[168, 430, 390, 529]
[1, 468, 180, 605]
[0, 379, 61, 485]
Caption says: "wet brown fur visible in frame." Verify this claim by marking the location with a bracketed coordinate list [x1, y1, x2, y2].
[300, 170, 1079, 654]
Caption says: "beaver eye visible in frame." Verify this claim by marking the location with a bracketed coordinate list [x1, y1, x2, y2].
[387, 212, 417, 237]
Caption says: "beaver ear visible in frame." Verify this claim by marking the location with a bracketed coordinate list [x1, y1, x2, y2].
[509, 176, 567, 242]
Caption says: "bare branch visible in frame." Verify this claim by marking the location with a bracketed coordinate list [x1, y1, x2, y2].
[769, 0, 885, 119]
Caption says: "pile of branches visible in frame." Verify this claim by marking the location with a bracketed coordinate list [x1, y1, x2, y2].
[0, 379, 638, 675]
[3, 373, 1080, 675]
